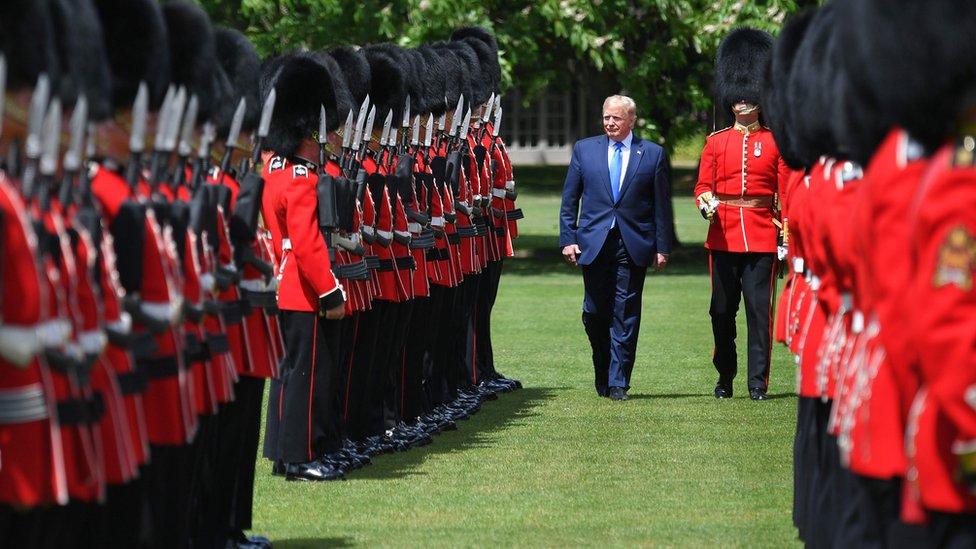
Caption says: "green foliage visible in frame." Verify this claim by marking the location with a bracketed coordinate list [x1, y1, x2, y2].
[197, 0, 809, 151]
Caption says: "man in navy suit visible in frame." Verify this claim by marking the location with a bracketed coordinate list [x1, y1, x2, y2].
[559, 95, 673, 401]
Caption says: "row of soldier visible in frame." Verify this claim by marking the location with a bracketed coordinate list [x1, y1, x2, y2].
[752, 0, 975, 546]
[0, 0, 522, 548]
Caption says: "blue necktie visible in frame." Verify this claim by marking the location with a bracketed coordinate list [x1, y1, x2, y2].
[610, 141, 623, 203]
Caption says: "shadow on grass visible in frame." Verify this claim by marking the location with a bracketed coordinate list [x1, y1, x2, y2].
[346, 386, 563, 480]
[627, 391, 795, 401]
[274, 537, 356, 548]
[504, 240, 709, 277]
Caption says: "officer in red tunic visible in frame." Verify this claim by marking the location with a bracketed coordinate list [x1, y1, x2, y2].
[695, 28, 792, 400]
[260, 54, 347, 482]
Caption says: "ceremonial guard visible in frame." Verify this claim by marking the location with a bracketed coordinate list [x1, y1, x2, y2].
[695, 28, 791, 401]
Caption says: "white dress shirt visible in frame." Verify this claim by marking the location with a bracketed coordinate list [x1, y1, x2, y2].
[607, 131, 633, 193]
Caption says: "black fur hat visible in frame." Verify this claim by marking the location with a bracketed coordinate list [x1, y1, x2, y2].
[261, 53, 348, 158]
[365, 44, 420, 121]
[404, 48, 430, 115]
[215, 27, 261, 132]
[93, 0, 170, 109]
[162, 0, 227, 122]
[417, 45, 451, 115]
[762, 10, 814, 170]
[786, 6, 839, 168]
[328, 46, 370, 106]
[49, 0, 112, 121]
[431, 42, 470, 112]
[837, 0, 976, 153]
[318, 52, 354, 125]
[452, 27, 501, 95]
[0, 0, 59, 92]
[715, 27, 773, 115]
[362, 47, 407, 125]
[446, 40, 487, 108]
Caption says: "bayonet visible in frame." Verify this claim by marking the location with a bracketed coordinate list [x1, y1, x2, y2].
[362, 105, 377, 147]
[318, 104, 328, 168]
[251, 88, 276, 166]
[25, 74, 51, 162]
[458, 108, 472, 141]
[124, 82, 150, 187]
[219, 97, 246, 176]
[58, 96, 87, 206]
[410, 115, 420, 147]
[424, 114, 434, 148]
[448, 95, 464, 137]
[153, 85, 175, 152]
[39, 99, 61, 181]
[401, 96, 411, 128]
[379, 109, 393, 147]
[351, 95, 369, 152]
[341, 109, 354, 150]
[492, 105, 503, 138]
[178, 94, 199, 158]
[388, 127, 398, 150]
[163, 87, 186, 153]
[482, 93, 495, 124]
[437, 105, 446, 132]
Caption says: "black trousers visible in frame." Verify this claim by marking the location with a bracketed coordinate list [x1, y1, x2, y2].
[365, 300, 395, 437]
[146, 443, 194, 548]
[708, 250, 776, 391]
[275, 310, 342, 463]
[457, 273, 482, 387]
[342, 307, 382, 441]
[473, 259, 504, 382]
[428, 284, 458, 406]
[382, 300, 414, 430]
[226, 376, 266, 534]
[403, 295, 433, 422]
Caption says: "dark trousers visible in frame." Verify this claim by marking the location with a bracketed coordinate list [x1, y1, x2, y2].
[403, 295, 434, 421]
[428, 284, 458, 406]
[276, 310, 342, 463]
[456, 274, 481, 387]
[473, 259, 504, 381]
[382, 300, 413, 430]
[708, 250, 776, 391]
[581, 229, 647, 394]
[227, 376, 265, 534]
[343, 308, 382, 441]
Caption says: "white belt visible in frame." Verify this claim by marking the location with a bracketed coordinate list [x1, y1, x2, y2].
[793, 257, 805, 274]
[376, 229, 393, 240]
[361, 226, 375, 237]
[142, 300, 181, 324]
[78, 329, 107, 356]
[107, 313, 132, 336]
[199, 272, 216, 293]
[282, 238, 293, 251]
[431, 216, 445, 228]
[505, 180, 515, 192]
[407, 223, 422, 233]
[240, 278, 277, 293]
[491, 188, 507, 198]
[394, 229, 411, 239]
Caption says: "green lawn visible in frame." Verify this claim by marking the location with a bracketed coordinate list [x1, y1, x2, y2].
[251, 173, 800, 548]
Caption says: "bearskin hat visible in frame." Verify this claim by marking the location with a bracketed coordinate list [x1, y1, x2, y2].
[762, 10, 814, 170]
[786, 6, 840, 168]
[837, 0, 976, 153]
[215, 27, 261, 132]
[0, 0, 59, 92]
[49, 0, 112, 121]
[431, 41, 470, 113]
[365, 44, 421, 122]
[93, 0, 170, 109]
[162, 0, 229, 122]
[452, 27, 501, 95]
[445, 40, 487, 108]
[328, 46, 370, 106]
[261, 53, 350, 158]
[715, 27, 773, 115]
[317, 52, 354, 125]
[362, 47, 407, 126]
[417, 45, 451, 115]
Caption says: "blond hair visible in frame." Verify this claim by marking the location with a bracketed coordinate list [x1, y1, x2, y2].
[603, 95, 637, 119]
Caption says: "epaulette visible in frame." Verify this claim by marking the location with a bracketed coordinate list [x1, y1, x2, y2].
[951, 135, 976, 168]
[708, 126, 732, 138]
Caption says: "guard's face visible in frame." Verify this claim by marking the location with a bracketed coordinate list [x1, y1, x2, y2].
[603, 104, 634, 141]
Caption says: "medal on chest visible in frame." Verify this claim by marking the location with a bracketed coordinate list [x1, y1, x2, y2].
[754, 142, 762, 158]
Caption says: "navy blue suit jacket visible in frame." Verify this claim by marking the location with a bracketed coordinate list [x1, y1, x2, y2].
[559, 134, 673, 267]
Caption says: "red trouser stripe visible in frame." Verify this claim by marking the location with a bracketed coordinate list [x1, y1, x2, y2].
[307, 316, 318, 462]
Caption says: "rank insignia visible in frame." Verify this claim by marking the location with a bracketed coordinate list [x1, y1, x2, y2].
[268, 156, 285, 172]
[933, 226, 976, 291]
[293, 165, 308, 178]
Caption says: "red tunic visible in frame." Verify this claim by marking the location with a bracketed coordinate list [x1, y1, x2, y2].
[695, 124, 792, 253]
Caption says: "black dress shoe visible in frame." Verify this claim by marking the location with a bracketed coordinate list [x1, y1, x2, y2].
[596, 387, 609, 398]
[609, 387, 628, 401]
[271, 461, 285, 477]
[284, 461, 344, 482]
[714, 385, 733, 399]
[750, 388, 769, 401]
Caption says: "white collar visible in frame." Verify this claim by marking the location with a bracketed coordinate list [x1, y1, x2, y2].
[609, 132, 633, 149]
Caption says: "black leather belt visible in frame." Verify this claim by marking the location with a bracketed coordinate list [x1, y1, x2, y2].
[116, 369, 148, 395]
[241, 289, 278, 310]
[457, 226, 478, 238]
[376, 258, 396, 272]
[446, 233, 461, 245]
[57, 394, 105, 425]
[138, 355, 180, 379]
[218, 299, 252, 325]
[206, 333, 231, 356]
[506, 209, 524, 221]
[334, 260, 370, 280]
[395, 256, 416, 270]
[426, 248, 450, 261]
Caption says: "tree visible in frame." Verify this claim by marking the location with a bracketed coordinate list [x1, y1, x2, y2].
[198, 0, 809, 151]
